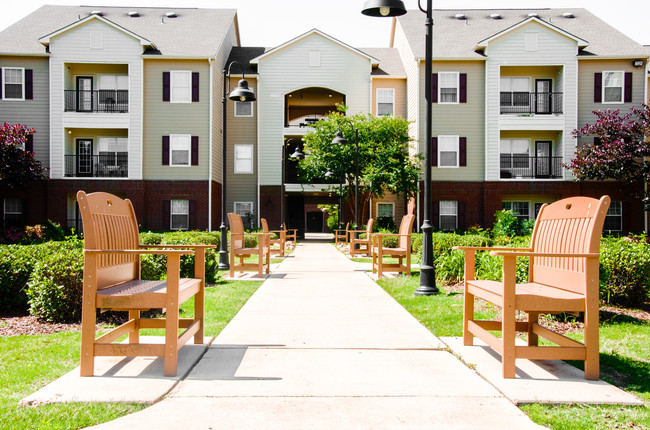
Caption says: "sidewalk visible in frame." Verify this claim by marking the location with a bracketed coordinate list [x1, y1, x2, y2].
[91, 240, 544, 429]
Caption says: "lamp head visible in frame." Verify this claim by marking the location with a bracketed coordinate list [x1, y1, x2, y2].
[361, 0, 407, 17]
[229, 79, 256, 102]
[325, 168, 334, 178]
[290, 147, 305, 160]
[331, 130, 348, 145]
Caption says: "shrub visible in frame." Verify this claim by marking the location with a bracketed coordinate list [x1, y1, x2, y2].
[491, 209, 520, 237]
[374, 228, 399, 248]
[375, 215, 396, 232]
[599, 235, 650, 306]
[0, 244, 49, 311]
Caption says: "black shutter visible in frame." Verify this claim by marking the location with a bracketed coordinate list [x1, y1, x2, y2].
[431, 137, 438, 166]
[162, 136, 170, 165]
[191, 136, 199, 166]
[162, 200, 170, 230]
[0, 70, 3, 99]
[594, 137, 602, 145]
[459, 73, 467, 103]
[457, 201, 465, 231]
[162, 72, 170, 102]
[432, 73, 438, 103]
[25, 134, 34, 153]
[25, 70, 33, 100]
[189, 200, 196, 229]
[432, 201, 439, 229]
[594, 73, 602, 103]
[459, 137, 467, 167]
[192, 72, 199, 102]
[624, 72, 632, 103]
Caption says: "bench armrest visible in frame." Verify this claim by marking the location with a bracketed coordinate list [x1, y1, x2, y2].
[490, 251, 600, 258]
[141, 244, 216, 250]
[85, 249, 193, 255]
[452, 246, 531, 252]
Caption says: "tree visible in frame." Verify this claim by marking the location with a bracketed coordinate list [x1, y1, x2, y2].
[0, 123, 46, 189]
[568, 104, 650, 204]
[299, 108, 420, 221]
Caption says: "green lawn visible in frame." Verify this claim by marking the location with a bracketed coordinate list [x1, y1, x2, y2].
[377, 271, 650, 430]
[0, 280, 260, 430]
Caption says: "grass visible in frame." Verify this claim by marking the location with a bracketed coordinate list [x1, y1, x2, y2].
[377, 271, 650, 430]
[0, 280, 261, 430]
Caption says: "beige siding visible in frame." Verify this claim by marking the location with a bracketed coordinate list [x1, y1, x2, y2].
[392, 20, 420, 157]
[0, 56, 50, 171]
[371, 78, 406, 118]
[142, 59, 210, 180]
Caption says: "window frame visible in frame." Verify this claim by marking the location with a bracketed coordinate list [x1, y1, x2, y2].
[437, 135, 459, 168]
[500, 139, 531, 171]
[438, 71, 459, 104]
[169, 134, 191, 166]
[502, 201, 530, 223]
[604, 200, 622, 231]
[376, 202, 395, 219]
[376, 88, 395, 116]
[170, 199, 189, 231]
[170, 70, 192, 103]
[2, 67, 25, 101]
[602, 70, 625, 104]
[439, 200, 458, 231]
[234, 144, 254, 174]
[234, 100, 254, 117]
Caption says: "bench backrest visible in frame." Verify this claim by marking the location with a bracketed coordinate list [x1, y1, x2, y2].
[530, 195, 610, 295]
[398, 214, 416, 249]
[228, 212, 245, 249]
[77, 191, 140, 290]
[365, 218, 374, 236]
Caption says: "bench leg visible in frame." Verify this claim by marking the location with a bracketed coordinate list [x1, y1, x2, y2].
[80, 299, 97, 377]
[129, 310, 141, 344]
[527, 312, 539, 346]
[584, 302, 600, 380]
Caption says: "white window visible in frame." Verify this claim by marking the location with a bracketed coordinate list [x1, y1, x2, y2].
[500, 139, 530, 172]
[604, 201, 622, 231]
[98, 137, 128, 168]
[170, 70, 191, 103]
[2, 67, 24, 100]
[438, 72, 459, 104]
[524, 32, 539, 52]
[170, 134, 191, 166]
[309, 50, 321, 67]
[603, 71, 624, 103]
[438, 135, 459, 168]
[377, 202, 394, 219]
[377, 88, 394, 116]
[439, 201, 458, 231]
[4, 198, 23, 227]
[234, 101, 253, 117]
[502, 201, 530, 222]
[500, 77, 530, 107]
[234, 144, 253, 174]
[170, 200, 189, 230]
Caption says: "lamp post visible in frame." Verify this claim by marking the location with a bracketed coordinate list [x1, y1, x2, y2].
[219, 61, 256, 271]
[325, 166, 345, 230]
[331, 122, 359, 233]
[281, 138, 304, 231]
[363, 0, 439, 295]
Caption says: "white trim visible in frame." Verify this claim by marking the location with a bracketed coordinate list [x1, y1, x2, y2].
[170, 199, 190, 231]
[169, 134, 191, 166]
[376, 202, 395, 219]
[437, 135, 460, 168]
[439, 200, 458, 231]
[602, 70, 625, 104]
[474, 16, 588, 50]
[438, 71, 459, 104]
[170, 70, 192, 104]
[1, 67, 25, 101]
[376, 87, 395, 116]
[234, 144, 254, 174]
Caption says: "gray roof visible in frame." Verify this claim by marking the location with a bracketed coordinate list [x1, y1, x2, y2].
[361, 48, 407, 77]
[226, 47, 269, 75]
[0, 5, 237, 57]
[397, 8, 649, 59]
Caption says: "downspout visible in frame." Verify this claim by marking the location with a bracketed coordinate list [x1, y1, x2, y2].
[208, 57, 214, 231]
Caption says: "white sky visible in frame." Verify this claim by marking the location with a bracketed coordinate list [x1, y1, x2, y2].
[1, 0, 649, 48]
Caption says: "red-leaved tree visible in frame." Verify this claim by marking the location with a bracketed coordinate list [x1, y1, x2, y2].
[0, 123, 47, 189]
[568, 104, 650, 204]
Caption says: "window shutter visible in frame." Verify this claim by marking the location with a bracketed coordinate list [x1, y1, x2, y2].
[22, 199, 29, 226]
[162, 72, 170, 102]
[432, 201, 440, 229]
[459, 137, 467, 166]
[191, 136, 199, 166]
[162, 200, 170, 230]
[457, 201, 465, 231]
[624, 72, 632, 103]
[0, 70, 3, 98]
[594, 73, 602, 103]
[162, 136, 170, 165]
[192, 72, 199, 102]
[594, 137, 601, 145]
[431, 137, 438, 166]
[622, 201, 631, 232]
[25, 70, 33, 100]
[25, 134, 34, 153]
[459, 73, 467, 103]
[432, 73, 438, 103]
[189, 200, 196, 229]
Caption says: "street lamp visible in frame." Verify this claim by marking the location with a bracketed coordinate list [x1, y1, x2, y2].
[281, 138, 304, 231]
[219, 61, 256, 271]
[331, 122, 359, 233]
[363, 0, 439, 295]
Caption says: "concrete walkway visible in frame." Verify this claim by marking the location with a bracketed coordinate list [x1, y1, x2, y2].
[92, 240, 543, 429]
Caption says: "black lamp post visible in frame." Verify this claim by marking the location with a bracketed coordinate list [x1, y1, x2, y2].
[331, 123, 359, 233]
[281, 138, 304, 231]
[363, 0, 439, 295]
[325, 167, 345, 230]
[219, 61, 256, 271]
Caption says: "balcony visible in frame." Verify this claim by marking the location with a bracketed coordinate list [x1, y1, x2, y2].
[500, 155, 563, 179]
[64, 90, 128, 113]
[500, 92, 563, 115]
[64, 154, 128, 178]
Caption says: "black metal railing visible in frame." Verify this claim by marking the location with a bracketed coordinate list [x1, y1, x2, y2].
[500, 155, 563, 179]
[64, 154, 128, 178]
[499, 92, 563, 114]
[64, 90, 128, 113]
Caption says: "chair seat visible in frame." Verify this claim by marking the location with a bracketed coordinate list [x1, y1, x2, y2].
[467, 280, 586, 312]
[97, 278, 202, 309]
[371, 246, 407, 256]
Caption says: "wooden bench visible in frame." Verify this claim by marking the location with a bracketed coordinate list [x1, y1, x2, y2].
[261, 218, 285, 256]
[334, 222, 350, 245]
[76, 191, 214, 377]
[349, 218, 374, 257]
[454, 196, 610, 379]
[228, 212, 270, 278]
[284, 226, 298, 246]
[371, 214, 415, 278]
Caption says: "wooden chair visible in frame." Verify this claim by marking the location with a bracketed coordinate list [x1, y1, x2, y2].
[454, 196, 610, 380]
[261, 218, 285, 256]
[334, 222, 350, 245]
[349, 218, 374, 257]
[228, 212, 270, 278]
[371, 214, 415, 278]
[76, 191, 213, 377]
[284, 226, 298, 246]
